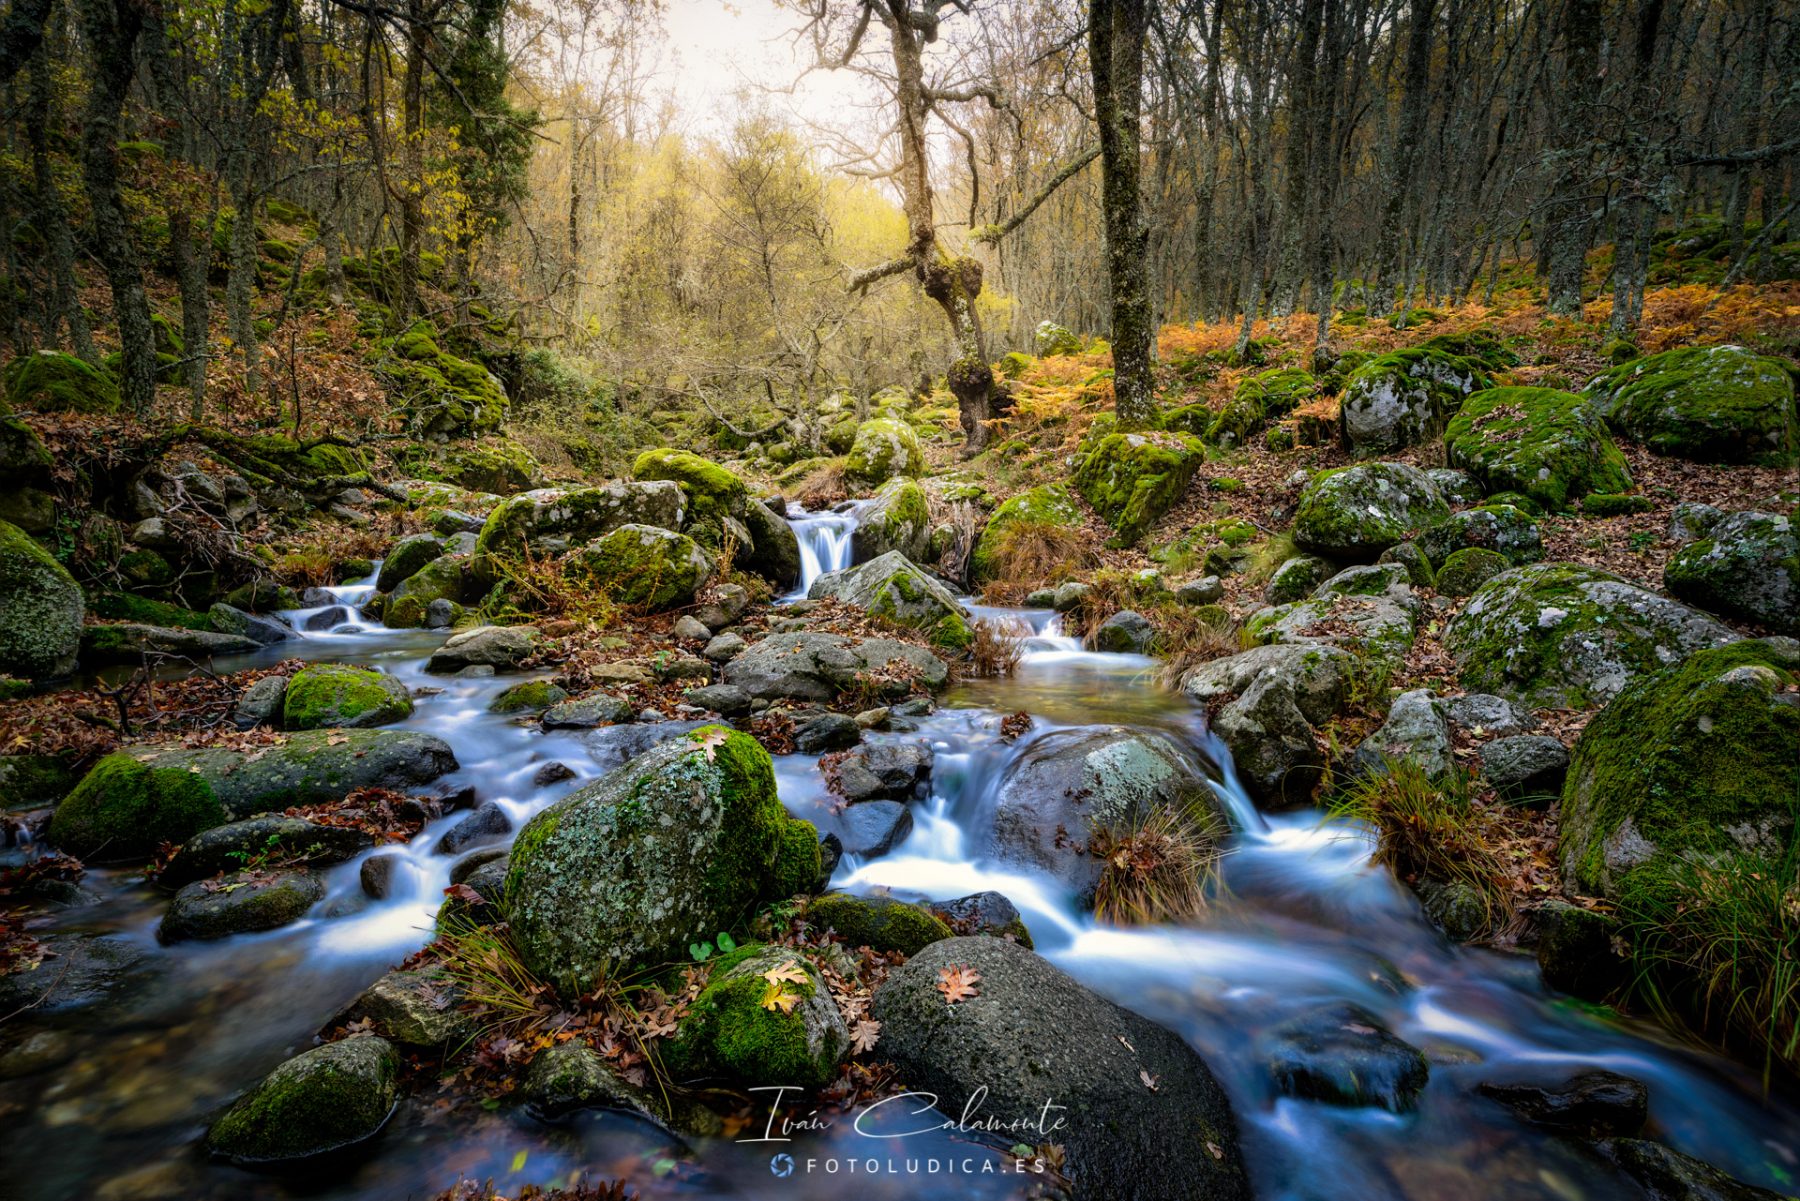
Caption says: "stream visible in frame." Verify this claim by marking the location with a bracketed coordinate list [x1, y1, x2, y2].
[1, 507, 1795, 1201]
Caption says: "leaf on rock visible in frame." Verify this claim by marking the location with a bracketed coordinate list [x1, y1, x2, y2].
[936, 965, 981, 1005]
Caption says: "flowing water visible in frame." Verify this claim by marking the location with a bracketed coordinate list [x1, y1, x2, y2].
[2, 526, 1796, 1201]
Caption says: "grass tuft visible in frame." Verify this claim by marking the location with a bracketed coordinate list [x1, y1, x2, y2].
[967, 616, 1024, 678]
[1091, 802, 1224, 927]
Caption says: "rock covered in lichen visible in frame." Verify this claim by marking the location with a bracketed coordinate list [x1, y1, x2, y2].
[665, 943, 848, 1089]
[807, 550, 972, 649]
[1183, 642, 1359, 806]
[1583, 344, 1798, 466]
[1074, 430, 1207, 546]
[1445, 562, 1741, 708]
[1209, 367, 1316, 446]
[1246, 565, 1421, 677]
[723, 631, 949, 703]
[376, 533, 444, 592]
[1291, 463, 1449, 560]
[1444, 387, 1632, 511]
[206, 1036, 401, 1165]
[1559, 638, 1800, 900]
[849, 476, 931, 563]
[383, 324, 509, 439]
[806, 893, 952, 956]
[1339, 347, 1489, 456]
[138, 729, 457, 818]
[1663, 510, 1798, 635]
[0, 518, 83, 679]
[473, 481, 687, 566]
[1415, 504, 1544, 571]
[282, 664, 414, 729]
[843, 418, 924, 489]
[504, 726, 819, 990]
[631, 448, 749, 547]
[562, 523, 712, 610]
[741, 498, 801, 589]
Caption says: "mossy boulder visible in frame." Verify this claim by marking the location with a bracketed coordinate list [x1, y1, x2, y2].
[632, 449, 749, 545]
[970, 483, 1084, 583]
[159, 815, 374, 888]
[488, 679, 569, 713]
[1444, 563, 1741, 708]
[741, 499, 801, 590]
[1339, 348, 1489, 456]
[562, 524, 712, 610]
[1265, 553, 1334, 604]
[1582, 344, 1798, 466]
[0, 519, 83, 679]
[1246, 578, 1419, 678]
[806, 892, 952, 956]
[139, 729, 457, 819]
[341, 968, 477, 1048]
[1435, 547, 1510, 596]
[473, 481, 686, 566]
[1444, 387, 1632, 512]
[386, 554, 470, 627]
[49, 753, 228, 862]
[850, 477, 930, 563]
[375, 533, 444, 592]
[1073, 430, 1206, 547]
[1210, 367, 1315, 446]
[1664, 510, 1798, 635]
[2, 351, 121, 413]
[1034, 321, 1082, 356]
[1415, 504, 1544, 568]
[282, 664, 414, 729]
[0, 753, 75, 812]
[505, 726, 813, 990]
[394, 439, 541, 494]
[382, 326, 509, 439]
[843, 418, 924, 489]
[1291, 463, 1449, 560]
[1417, 327, 1521, 372]
[1560, 639, 1800, 899]
[206, 1036, 401, 1165]
[665, 943, 849, 1089]
[723, 631, 949, 703]
[807, 550, 972, 650]
[160, 869, 325, 941]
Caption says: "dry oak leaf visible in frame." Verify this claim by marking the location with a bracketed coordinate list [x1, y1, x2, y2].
[693, 728, 731, 762]
[762, 959, 810, 988]
[850, 1019, 882, 1054]
[936, 965, 981, 1005]
[760, 981, 802, 1014]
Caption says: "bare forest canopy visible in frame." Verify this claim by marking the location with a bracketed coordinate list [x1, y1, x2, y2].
[3, 0, 1795, 443]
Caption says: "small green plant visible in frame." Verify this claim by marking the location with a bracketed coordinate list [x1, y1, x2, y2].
[688, 931, 738, 963]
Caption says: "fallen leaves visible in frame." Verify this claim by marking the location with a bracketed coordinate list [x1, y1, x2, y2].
[693, 727, 731, 762]
[936, 964, 981, 1005]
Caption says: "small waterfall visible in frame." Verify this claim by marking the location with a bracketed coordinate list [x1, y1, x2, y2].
[782, 503, 859, 600]
[279, 560, 389, 637]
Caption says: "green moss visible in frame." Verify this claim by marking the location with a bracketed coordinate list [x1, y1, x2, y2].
[562, 525, 708, 610]
[632, 449, 748, 542]
[117, 548, 175, 589]
[206, 1037, 400, 1164]
[0, 753, 75, 811]
[1435, 547, 1510, 596]
[49, 753, 227, 862]
[1581, 492, 1654, 517]
[3, 351, 121, 413]
[771, 818, 822, 898]
[1415, 505, 1543, 568]
[843, 419, 925, 489]
[89, 590, 214, 630]
[1339, 347, 1491, 454]
[1444, 387, 1632, 512]
[393, 440, 541, 494]
[1208, 367, 1316, 446]
[970, 484, 1085, 582]
[806, 893, 952, 956]
[379, 325, 509, 439]
[386, 596, 426, 629]
[665, 945, 843, 1088]
[1583, 344, 1798, 466]
[1416, 327, 1521, 372]
[1073, 431, 1206, 547]
[488, 679, 569, 713]
[283, 664, 413, 729]
[1484, 491, 1544, 516]
[1291, 463, 1450, 559]
[0, 518, 84, 679]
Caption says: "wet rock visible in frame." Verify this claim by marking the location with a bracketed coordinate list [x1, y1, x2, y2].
[0, 1028, 78, 1080]
[233, 675, 288, 730]
[1264, 1002, 1429, 1112]
[666, 943, 849, 1089]
[1418, 878, 1492, 940]
[426, 625, 540, 674]
[1352, 689, 1452, 778]
[741, 499, 801, 591]
[48, 753, 228, 862]
[577, 719, 709, 771]
[206, 1036, 401, 1165]
[434, 801, 511, 855]
[835, 800, 912, 856]
[1476, 1069, 1648, 1137]
[1594, 1138, 1791, 1201]
[793, 710, 861, 753]
[160, 870, 324, 941]
[1052, 580, 1092, 611]
[283, 664, 413, 729]
[702, 631, 747, 662]
[523, 1041, 665, 1122]
[360, 853, 403, 899]
[303, 606, 351, 632]
[0, 932, 147, 1013]
[139, 729, 458, 819]
[853, 706, 889, 728]
[79, 623, 263, 666]
[1534, 899, 1625, 1000]
[682, 683, 751, 717]
[541, 693, 634, 728]
[830, 741, 932, 802]
[1183, 643, 1358, 806]
[1479, 735, 1569, 801]
[160, 816, 374, 887]
[807, 892, 950, 955]
[377, 534, 445, 592]
[449, 846, 507, 884]
[488, 679, 569, 714]
[1445, 692, 1536, 736]
[1091, 609, 1155, 654]
[927, 891, 1034, 948]
[0, 752, 74, 812]
[532, 761, 576, 786]
[875, 937, 1250, 1201]
[425, 598, 457, 629]
[341, 968, 476, 1047]
[808, 550, 972, 651]
[208, 604, 297, 645]
[723, 632, 949, 703]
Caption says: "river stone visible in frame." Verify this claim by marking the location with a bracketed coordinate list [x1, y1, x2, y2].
[282, 664, 414, 729]
[1339, 347, 1488, 456]
[161, 816, 375, 887]
[232, 675, 289, 730]
[138, 729, 458, 819]
[488, 679, 569, 714]
[928, 891, 1034, 948]
[874, 937, 1251, 1201]
[741, 498, 801, 590]
[1183, 643, 1358, 806]
[506, 727, 818, 989]
[1475, 1068, 1648, 1138]
[376, 533, 445, 592]
[563, 524, 712, 610]
[1176, 575, 1225, 605]
[793, 710, 861, 753]
[0, 518, 83, 679]
[473, 480, 687, 564]
[523, 1041, 663, 1121]
[0, 753, 74, 812]
[1264, 1001, 1429, 1112]
[206, 1036, 401, 1165]
[1445, 563, 1741, 708]
[426, 624, 539, 673]
[988, 725, 1224, 902]
[303, 606, 350, 632]
[1594, 1138, 1792, 1201]
[692, 583, 750, 632]
[808, 550, 972, 650]
[1091, 609, 1155, 654]
[1559, 638, 1800, 899]
[683, 683, 751, 717]
[672, 614, 710, 640]
[160, 870, 324, 941]
[0, 932, 147, 1013]
[577, 720, 710, 771]
[48, 752, 229, 862]
[1352, 689, 1452, 778]
[831, 741, 932, 802]
[435, 800, 511, 854]
[208, 604, 297, 645]
[360, 853, 403, 899]
[835, 800, 912, 856]
[1478, 735, 1569, 801]
[723, 632, 949, 703]
[1445, 693, 1535, 736]
[541, 693, 634, 728]
[341, 968, 475, 1047]
[1534, 899, 1625, 1001]
[79, 623, 263, 666]
[806, 892, 950, 955]
[1664, 510, 1798, 635]
[851, 477, 931, 563]
[666, 943, 849, 1089]
[1291, 463, 1450, 560]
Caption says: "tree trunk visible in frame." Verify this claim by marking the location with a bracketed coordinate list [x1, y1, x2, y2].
[1090, 0, 1156, 430]
[169, 209, 209, 420]
[1545, 0, 1602, 315]
[398, 0, 427, 324]
[26, 39, 96, 362]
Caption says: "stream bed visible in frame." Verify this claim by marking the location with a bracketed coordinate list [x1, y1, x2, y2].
[1, 510, 1795, 1201]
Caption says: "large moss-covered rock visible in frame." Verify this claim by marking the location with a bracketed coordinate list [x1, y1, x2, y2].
[376, 533, 444, 592]
[341, 968, 477, 1048]
[79, 623, 263, 665]
[393, 439, 541, 494]
[0, 753, 75, 812]
[1245, 566, 1420, 677]
[473, 481, 686, 565]
[723, 631, 949, 702]
[1207, 367, 1316, 446]
[138, 729, 457, 818]
[632, 448, 749, 549]
[850, 477, 930, 563]
[1435, 547, 1510, 596]
[1415, 504, 1544, 568]
[1291, 463, 1449, 560]
[160, 869, 324, 941]
[843, 418, 924, 489]
[1445, 563, 1740, 708]
[1445, 387, 1632, 512]
[1074, 430, 1206, 546]
[970, 483, 1085, 583]
[0, 519, 83, 679]
[3, 350, 121, 413]
[805, 893, 952, 955]
[1339, 348, 1489, 456]
[1583, 344, 1798, 466]
[206, 1036, 401, 1165]
[1664, 510, 1798, 635]
[562, 524, 712, 610]
[665, 943, 848, 1089]
[282, 664, 413, 729]
[1183, 643, 1358, 806]
[49, 753, 228, 862]
[1560, 639, 1800, 899]
[505, 726, 812, 990]
[386, 554, 470, 627]
[874, 937, 1251, 1201]
[807, 550, 972, 650]
[383, 326, 509, 439]
[741, 499, 801, 589]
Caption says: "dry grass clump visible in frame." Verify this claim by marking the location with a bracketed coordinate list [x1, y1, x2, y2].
[967, 617, 1025, 678]
[979, 518, 1097, 603]
[1155, 607, 1248, 688]
[1092, 803, 1225, 927]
